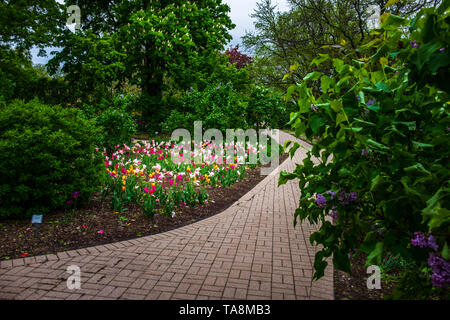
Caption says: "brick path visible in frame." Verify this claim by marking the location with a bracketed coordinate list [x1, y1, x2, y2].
[0, 131, 333, 300]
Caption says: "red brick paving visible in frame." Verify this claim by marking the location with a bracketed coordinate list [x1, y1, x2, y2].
[0, 131, 333, 300]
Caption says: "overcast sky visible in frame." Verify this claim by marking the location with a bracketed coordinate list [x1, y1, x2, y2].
[223, 0, 290, 49]
[31, 0, 290, 65]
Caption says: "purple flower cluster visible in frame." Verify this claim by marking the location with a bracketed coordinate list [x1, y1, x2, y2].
[329, 206, 338, 220]
[337, 191, 357, 206]
[361, 149, 369, 156]
[411, 232, 427, 248]
[366, 99, 375, 106]
[410, 40, 419, 48]
[315, 193, 327, 208]
[325, 190, 336, 200]
[411, 232, 439, 251]
[428, 253, 450, 287]
[311, 104, 319, 112]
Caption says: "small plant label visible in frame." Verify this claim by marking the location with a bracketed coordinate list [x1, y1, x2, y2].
[31, 214, 43, 238]
[31, 214, 43, 224]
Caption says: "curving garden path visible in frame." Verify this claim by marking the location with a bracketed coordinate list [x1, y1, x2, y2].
[0, 131, 333, 300]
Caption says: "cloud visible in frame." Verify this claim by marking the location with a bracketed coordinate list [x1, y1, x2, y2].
[223, 0, 290, 48]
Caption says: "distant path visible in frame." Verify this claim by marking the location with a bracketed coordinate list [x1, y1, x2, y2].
[0, 130, 333, 300]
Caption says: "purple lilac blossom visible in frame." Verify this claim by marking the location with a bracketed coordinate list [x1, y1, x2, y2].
[325, 190, 336, 200]
[427, 235, 439, 251]
[315, 194, 327, 208]
[366, 99, 375, 106]
[411, 232, 427, 248]
[329, 206, 338, 220]
[428, 253, 450, 287]
[410, 40, 419, 48]
[338, 191, 358, 206]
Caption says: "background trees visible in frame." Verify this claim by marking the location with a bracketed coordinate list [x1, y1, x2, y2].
[47, 0, 235, 129]
[243, 0, 441, 91]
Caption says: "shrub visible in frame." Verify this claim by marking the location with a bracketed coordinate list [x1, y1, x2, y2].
[0, 99, 103, 219]
[246, 85, 287, 130]
[162, 83, 248, 134]
[280, 4, 450, 299]
[82, 94, 137, 152]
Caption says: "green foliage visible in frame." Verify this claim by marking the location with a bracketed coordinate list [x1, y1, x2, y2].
[162, 83, 248, 134]
[280, 4, 450, 298]
[82, 94, 137, 152]
[0, 100, 103, 219]
[163, 83, 291, 134]
[244, 0, 440, 91]
[50, 0, 235, 116]
[247, 85, 289, 130]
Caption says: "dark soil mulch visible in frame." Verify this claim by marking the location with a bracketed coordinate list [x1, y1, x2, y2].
[334, 253, 396, 300]
[0, 154, 288, 261]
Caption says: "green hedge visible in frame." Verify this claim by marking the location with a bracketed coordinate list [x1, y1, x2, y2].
[0, 100, 103, 219]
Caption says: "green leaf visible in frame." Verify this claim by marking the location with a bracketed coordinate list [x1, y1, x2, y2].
[381, 13, 406, 29]
[367, 139, 389, 150]
[303, 72, 323, 81]
[289, 142, 301, 159]
[332, 59, 344, 72]
[370, 175, 384, 191]
[311, 54, 329, 66]
[287, 112, 299, 125]
[401, 176, 423, 197]
[278, 170, 297, 186]
[367, 242, 384, 266]
[321, 76, 333, 93]
[309, 115, 326, 134]
[336, 112, 348, 126]
[330, 100, 343, 113]
[286, 84, 298, 101]
[412, 141, 434, 149]
[442, 242, 449, 260]
[333, 250, 351, 274]
[404, 163, 431, 176]
[374, 81, 390, 93]
[283, 140, 293, 149]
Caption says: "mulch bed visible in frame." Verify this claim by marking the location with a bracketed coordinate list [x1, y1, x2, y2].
[0, 153, 288, 261]
[334, 253, 396, 300]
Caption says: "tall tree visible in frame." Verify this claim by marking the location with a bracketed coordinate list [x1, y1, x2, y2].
[49, 0, 235, 127]
[0, 0, 64, 101]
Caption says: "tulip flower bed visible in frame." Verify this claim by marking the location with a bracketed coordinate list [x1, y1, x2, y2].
[101, 139, 270, 219]
[0, 138, 286, 261]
